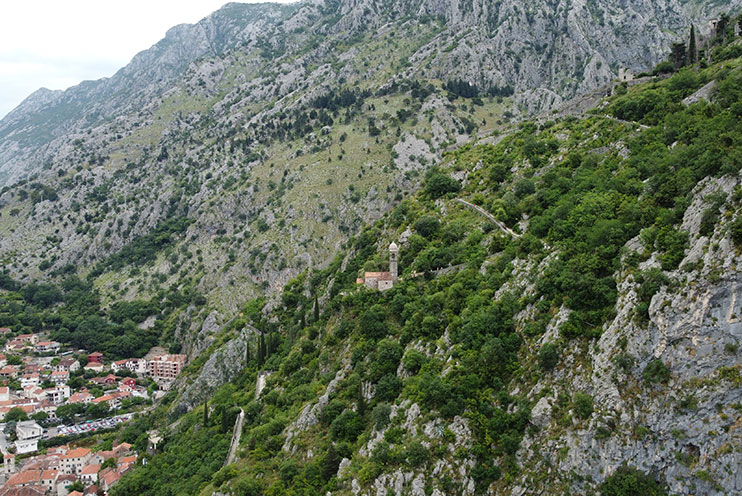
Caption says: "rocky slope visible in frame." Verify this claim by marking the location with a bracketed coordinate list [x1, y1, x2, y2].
[102, 49, 742, 495]
[0, 2, 738, 365]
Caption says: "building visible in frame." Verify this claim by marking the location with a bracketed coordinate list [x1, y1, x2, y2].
[14, 421, 43, 454]
[4, 453, 15, 474]
[45, 385, 71, 405]
[356, 242, 399, 291]
[39, 469, 59, 492]
[0, 365, 18, 378]
[0, 386, 10, 401]
[92, 391, 131, 411]
[20, 374, 40, 389]
[16, 335, 38, 345]
[83, 362, 104, 373]
[50, 370, 69, 385]
[67, 390, 94, 405]
[617, 67, 634, 82]
[5, 470, 41, 488]
[111, 358, 147, 375]
[34, 341, 60, 353]
[147, 355, 187, 380]
[80, 464, 100, 486]
[60, 448, 92, 476]
[87, 352, 103, 363]
[54, 358, 80, 373]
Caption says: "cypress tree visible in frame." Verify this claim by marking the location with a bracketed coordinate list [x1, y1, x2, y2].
[688, 25, 697, 65]
[258, 333, 266, 367]
[313, 295, 320, 322]
[322, 444, 340, 482]
[203, 400, 209, 426]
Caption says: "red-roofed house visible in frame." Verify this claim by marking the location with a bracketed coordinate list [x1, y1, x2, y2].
[87, 352, 103, 363]
[34, 341, 60, 353]
[40, 469, 59, 492]
[0, 486, 46, 496]
[50, 370, 69, 385]
[80, 463, 100, 486]
[0, 386, 9, 401]
[60, 448, 92, 475]
[67, 390, 94, 404]
[99, 468, 121, 491]
[6, 469, 41, 487]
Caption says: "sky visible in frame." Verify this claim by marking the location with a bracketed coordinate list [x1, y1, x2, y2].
[0, 1, 294, 120]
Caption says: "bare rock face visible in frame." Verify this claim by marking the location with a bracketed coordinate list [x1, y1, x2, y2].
[516, 175, 742, 495]
[176, 327, 257, 413]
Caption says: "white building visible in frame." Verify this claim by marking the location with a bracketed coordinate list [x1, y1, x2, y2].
[14, 420, 42, 454]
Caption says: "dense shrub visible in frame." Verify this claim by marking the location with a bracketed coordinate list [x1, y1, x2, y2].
[643, 359, 671, 384]
[538, 343, 559, 371]
[600, 466, 668, 496]
[573, 392, 594, 420]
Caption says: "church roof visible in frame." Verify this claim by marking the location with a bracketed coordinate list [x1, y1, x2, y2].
[389, 241, 398, 251]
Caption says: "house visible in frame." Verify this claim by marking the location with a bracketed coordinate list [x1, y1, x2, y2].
[23, 386, 45, 401]
[45, 385, 70, 405]
[34, 400, 58, 418]
[80, 464, 100, 486]
[39, 469, 59, 492]
[55, 474, 77, 495]
[0, 386, 9, 401]
[0, 364, 19, 378]
[16, 334, 39, 345]
[90, 450, 115, 465]
[50, 370, 69, 385]
[0, 486, 46, 496]
[147, 354, 187, 380]
[60, 447, 92, 475]
[54, 358, 80, 373]
[92, 391, 131, 411]
[99, 468, 121, 492]
[83, 362, 104, 373]
[20, 373, 40, 389]
[14, 421, 43, 454]
[4, 341, 28, 353]
[0, 327, 11, 335]
[5, 469, 42, 487]
[90, 374, 117, 386]
[356, 242, 399, 291]
[87, 352, 103, 363]
[0, 353, 7, 367]
[120, 377, 137, 389]
[67, 390, 94, 405]
[112, 443, 132, 458]
[34, 341, 60, 353]
[112, 358, 146, 374]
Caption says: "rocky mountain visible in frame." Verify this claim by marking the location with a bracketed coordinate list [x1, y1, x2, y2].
[0, 1, 741, 495]
[0, 1, 738, 348]
[107, 49, 742, 495]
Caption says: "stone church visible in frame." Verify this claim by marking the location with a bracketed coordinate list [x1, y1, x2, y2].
[356, 242, 398, 291]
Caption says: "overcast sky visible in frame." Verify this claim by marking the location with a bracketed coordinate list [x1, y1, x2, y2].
[0, 1, 293, 120]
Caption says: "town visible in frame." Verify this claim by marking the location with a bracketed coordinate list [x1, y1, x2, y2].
[0, 327, 186, 495]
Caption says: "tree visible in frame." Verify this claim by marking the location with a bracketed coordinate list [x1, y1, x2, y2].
[538, 343, 559, 371]
[322, 444, 340, 482]
[671, 42, 687, 69]
[425, 173, 461, 199]
[688, 25, 697, 65]
[600, 466, 668, 496]
[4, 407, 28, 422]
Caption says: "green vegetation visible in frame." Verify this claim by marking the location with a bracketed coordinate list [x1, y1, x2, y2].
[600, 466, 668, 496]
